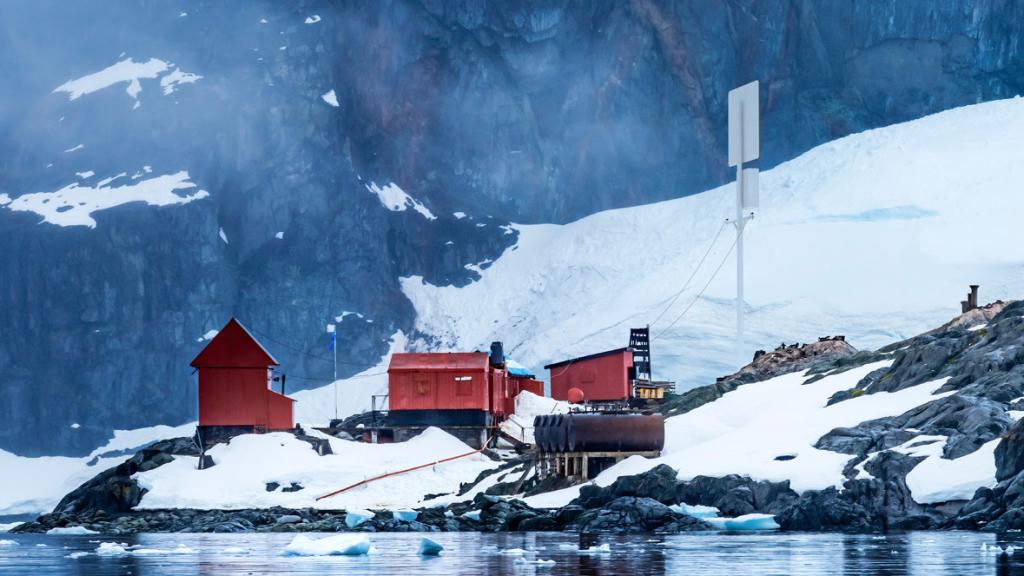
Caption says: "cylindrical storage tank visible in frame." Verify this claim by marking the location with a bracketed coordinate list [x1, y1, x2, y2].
[565, 413, 665, 453]
[553, 414, 567, 452]
[534, 415, 548, 451]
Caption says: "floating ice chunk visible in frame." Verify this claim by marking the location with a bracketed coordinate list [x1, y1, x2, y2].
[321, 90, 339, 107]
[0, 522, 23, 532]
[706, 513, 780, 531]
[669, 503, 720, 519]
[499, 547, 526, 556]
[418, 537, 443, 556]
[392, 509, 419, 522]
[47, 526, 98, 535]
[514, 556, 555, 566]
[95, 542, 131, 556]
[222, 546, 247, 554]
[305, 15, 321, 24]
[579, 543, 611, 554]
[282, 534, 372, 556]
[461, 510, 481, 521]
[67, 551, 89, 559]
[345, 508, 373, 528]
[0, 540, 17, 547]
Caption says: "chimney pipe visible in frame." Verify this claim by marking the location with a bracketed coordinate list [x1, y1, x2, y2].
[489, 341, 505, 367]
[969, 285, 979, 310]
[961, 300, 969, 314]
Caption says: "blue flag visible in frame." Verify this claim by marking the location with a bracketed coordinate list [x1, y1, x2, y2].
[329, 332, 336, 352]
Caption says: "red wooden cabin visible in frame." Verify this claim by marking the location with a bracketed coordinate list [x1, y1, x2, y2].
[191, 318, 294, 432]
[546, 348, 634, 402]
[388, 352, 499, 426]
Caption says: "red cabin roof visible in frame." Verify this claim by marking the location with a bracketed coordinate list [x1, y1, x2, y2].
[543, 347, 630, 369]
[388, 352, 490, 372]
[191, 318, 279, 368]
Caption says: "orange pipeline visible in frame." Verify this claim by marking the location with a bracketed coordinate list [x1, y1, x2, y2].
[316, 434, 494, 502]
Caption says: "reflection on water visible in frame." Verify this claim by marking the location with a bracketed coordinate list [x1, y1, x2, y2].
[2, 530, 1024, 575]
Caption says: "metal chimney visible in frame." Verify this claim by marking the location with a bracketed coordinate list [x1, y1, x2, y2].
[489, 341, 505, 367]
[969, 285, 980, 310]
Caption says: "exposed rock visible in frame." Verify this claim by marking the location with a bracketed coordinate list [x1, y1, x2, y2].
[574, 497, 711, 534]
[675, 475, 798, 517]
[662, 337, 857, 417]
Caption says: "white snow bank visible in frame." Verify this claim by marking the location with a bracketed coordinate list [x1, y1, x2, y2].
[526, 363, 955, 507]
[0, 422, 195, 515]
[321, 90, 339, 107]
[500, 391, 568, 445]
[46, 526, 98, 535]
[706, 513, 780, 531]
[5, 171, 209, 228]
[366, 182, 436, 220]
[88, 422, 196, 459]
[134, 427, 496, 511]
[282, 534, 371, 556]
[0, 523, 23, 533]
[54, 58, 201, 102]
[401, 97, 1024, 391]
[904, 437, 1000, 504]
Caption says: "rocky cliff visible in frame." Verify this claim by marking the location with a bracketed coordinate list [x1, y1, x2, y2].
[1, 0, 1022, 455]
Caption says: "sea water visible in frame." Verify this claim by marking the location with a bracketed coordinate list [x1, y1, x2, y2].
[0, 530, 1022, 575]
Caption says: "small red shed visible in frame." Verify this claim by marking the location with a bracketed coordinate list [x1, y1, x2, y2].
[191, 318, 294, 431]
[546, 347, 634, 402]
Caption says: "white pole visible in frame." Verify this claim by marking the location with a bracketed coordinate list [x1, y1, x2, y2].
[333, 339, 338, 421]
[735, 103, 745, 345]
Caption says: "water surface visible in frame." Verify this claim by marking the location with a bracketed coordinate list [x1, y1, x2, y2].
[2, 531, 1024, 575]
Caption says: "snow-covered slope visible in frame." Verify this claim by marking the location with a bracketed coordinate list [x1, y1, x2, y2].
[0, 422, 195, 515]
[134, 428, 493, 511]
[524, 362, 998, 509]
[402, 98, 1024, 390]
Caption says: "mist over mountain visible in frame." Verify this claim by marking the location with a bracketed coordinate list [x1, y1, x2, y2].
[1, 0, 1022, 456]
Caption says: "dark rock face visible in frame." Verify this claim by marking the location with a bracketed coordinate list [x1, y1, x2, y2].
[33, 437, 198, 527]
[2, 1, 1024, 456]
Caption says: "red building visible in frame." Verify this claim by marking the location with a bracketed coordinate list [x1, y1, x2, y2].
[388, 352, 497, 426]
[546, 348, 634, 402]
[191, 318, 294, 432]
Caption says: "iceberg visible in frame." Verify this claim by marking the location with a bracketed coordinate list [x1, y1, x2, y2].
[95, 542, 131, 556]
[706, 513, 780, 531]
[345, 508, 374, 529]
[418, 537, 444, 556]
[392, 509, 419, 522]
[46, 526, 98, 535]
[461, 510, 481, 521]
[670, 503, 720, 519]
[282, 534, 372, 557]
[0, 539, 17, 547]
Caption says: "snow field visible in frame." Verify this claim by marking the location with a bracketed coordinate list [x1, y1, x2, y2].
[133, 427, 495, 511]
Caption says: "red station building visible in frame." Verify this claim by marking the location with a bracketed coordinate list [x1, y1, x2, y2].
[191, 318, 294, 434]
[545, 347, 635, 402]
[385, 343, 543, 446]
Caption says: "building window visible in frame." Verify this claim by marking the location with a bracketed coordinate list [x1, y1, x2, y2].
[454, 375, 473, 396]
[415, 378, 430, 396]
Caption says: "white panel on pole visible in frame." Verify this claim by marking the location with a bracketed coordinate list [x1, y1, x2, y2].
[728, 80, 760, 167]
[742, 168, 759, 209]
